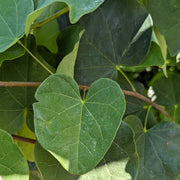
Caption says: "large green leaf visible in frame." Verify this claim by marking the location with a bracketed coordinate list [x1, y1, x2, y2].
[0, 37, 50, 133]
[146, 0, 180, 56]
[35, 122, 134, 179]
[0, 129, 29, 180]
[33, 74, 125, 174]
[125, 115, 180, 180]
[56, 25, 85, 78]
[0, 0, 33, 53]
[74, 0, 152, 85]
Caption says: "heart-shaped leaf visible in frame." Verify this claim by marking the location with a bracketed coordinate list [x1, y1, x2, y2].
[0, 0, 33, 53]
[0, 129, 29, 180]
[33, 74, 125, 174]
[74, 0, 152, 85]
[125, 115, 180, 180]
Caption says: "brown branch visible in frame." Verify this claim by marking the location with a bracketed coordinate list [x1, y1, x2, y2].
[12, 135, 36, 144]
[0, 81, 41, 87]
[122, 90, 174, 122]
[0, 81, 173, 122]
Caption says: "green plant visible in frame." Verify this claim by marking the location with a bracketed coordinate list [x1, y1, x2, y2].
[0, 0, 180, 179]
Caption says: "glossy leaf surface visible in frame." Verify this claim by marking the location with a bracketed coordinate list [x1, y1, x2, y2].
[0, 129, 29, 180]
[34, 74, 125, 174]
[0, 0, 33, 53]
[75, 0, 152, 85]
[125, 115, 180, 180]
[146, 0, 180, 56]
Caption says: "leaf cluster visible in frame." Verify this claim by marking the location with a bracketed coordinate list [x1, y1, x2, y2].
[0, 0, 180, 180]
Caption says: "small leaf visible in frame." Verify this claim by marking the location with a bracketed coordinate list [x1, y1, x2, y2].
[33, 74, 125, 174]
[15, 111, 36, 161]
[125, 115, 180, 180]
[29, 167, 43, 180]
[75, 0, 152, 85]
[146, 0, 180, 56]
[56, 25, 85, 78]
[0, 44, 25, 66]
[0, 0, 33, 52]
[0, 129, 29, 180]
[36, 20, 60, 54]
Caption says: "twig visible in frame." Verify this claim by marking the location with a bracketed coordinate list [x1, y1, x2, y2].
[12, 135, 36, 144]
[0, 81, 173, 122]
[0, 81, 41, 87]
[122, 90, 174, 122]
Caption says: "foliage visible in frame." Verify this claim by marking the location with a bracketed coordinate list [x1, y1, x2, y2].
[0, 0, 180, 179]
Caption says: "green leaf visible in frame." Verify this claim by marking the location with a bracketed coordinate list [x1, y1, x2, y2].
[33, 0, 104, 23]
[35, 122, 134, 179]
[0, 129, 29, 180]
[146, 0, 180, 56]
[35, 142, 78, 180]
[81, 121, 135, 180]
[151, 73, 180, 123]
[56, 25, 85, 78]
[0, 44, 25, 66]
[15, 112, 36, 161]
[125, 115, 180, 180]
[36, 20, 60, 54]
[34, 2, 67, 24]
[26, 0, 104, 34]
[75, 0, 152, 85]
[33, 74, 125, 174]
[152, 74, 180, 110]
[29, 167, 43, 180]
[0, 37, 50, 134]
[0, 0, 33, 53]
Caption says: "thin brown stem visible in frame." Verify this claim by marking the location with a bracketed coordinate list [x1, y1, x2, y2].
[12, 135, 36, 144]
[0, 81, 41, 87]
[0, 81, 173, 122]
[122, 90, 174, 122]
